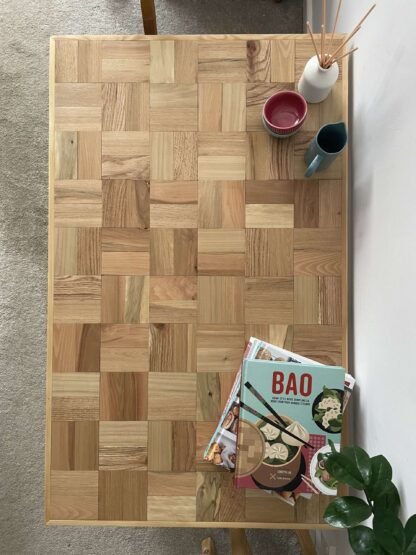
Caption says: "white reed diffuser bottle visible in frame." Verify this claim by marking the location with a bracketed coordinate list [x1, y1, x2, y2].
[298, 55, 339, 103]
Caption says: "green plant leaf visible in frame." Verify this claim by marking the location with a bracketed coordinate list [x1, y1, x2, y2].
[405, 515, 416, 553]
[348, 526, 383, 555]
[373, 511, 405, 554]
[328, 439, 337, 454]
[368, 456, 392, 499]
[325, 453, 366, 490]
[373, 481, 401, 517]
[342, 446, 372, 486]
[324, 496, 372, 528]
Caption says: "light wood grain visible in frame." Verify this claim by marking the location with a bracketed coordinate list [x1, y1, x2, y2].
[48, 35, 348, 529]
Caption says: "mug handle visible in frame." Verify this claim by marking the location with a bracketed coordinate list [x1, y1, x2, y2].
[304, 154, 323, 178]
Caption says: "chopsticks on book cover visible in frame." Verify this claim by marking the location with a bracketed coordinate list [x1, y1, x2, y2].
[245, 381, 287, 427]
[239, 401, 314, 449]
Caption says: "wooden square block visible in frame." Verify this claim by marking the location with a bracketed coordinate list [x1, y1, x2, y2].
[148, 373, 197, 420]
[294, 250, 342, 276]
[150, 84, 198, 131]
[198, 277, 244, 324]
[245, 489, 294, 523]
[246, 84, 293, 131]
[196, 472, 245, 522]
[294, 276, 319, 325]
[245, 278, 294, 324]
[147, 496, 196, 522]
[197, 372, 237, 422]
[319, 276, 342, 325]
[246, 132, 294, 180]
[150, 132, 197, 180]
[55, 107, 101, 131]
[102, 276, 149, 324]
[197, 325, 245, 372]
[271, 39, 295, 82]
[49, 471, 98, 520]
[51, 421, 98, 470]
[246, 229, 293, 277]
[55, 39, 78, 83]
[53, 324, 100, 372]
[198, 230, 245, 276]
[55, 204, 102, 228]
[245, 180, 294, 204]
[54, 276, 101, 324]
[55, 228, 101, 276]
[98, 471, 147, 520]
[101, 324, 149, 372]
[55, 131, 77, 180]
[293, 325, 343, 366]
[245, 324, 294, 350]
[148, 472, 196, 496]
[246, 40, 271, 83]
[56, 83, 101, 108]
[294, 179, 319, 228]
[78, 39, 102, 82]
[52, 373, 100, 420]
[101, 252, 149, 275]
[222, 83, 246, 132]
[99, 421, 148, 470]
[101, 229, 150, 252]
[102, 180, 150, 228]
[150, 277, 197, 323]
[148, 421, 196, 471]
[102, 132, 150, 179]
[78, 131, 101, 179]
[101, 40, 150, 82]
[245, 204, 294, 228]
[150, 323, 196, 372]
[150, 205, 198, 228]
[102, 82, 149, 132]
[198, 41, 246, 82]
[150, 181, 198, 204]
[150, 40, 175, 83]
[198, 157, 246, 181]
[198, 182, 245, 229]
[198, 83, 222, 132]
[319, 180, 342, 228]
[55, 180, 102, 204]
[175, 40, 198, 84]
[150, 229, 197, 276]
[100, 373, 148, 420]
[198, 133, 248, 157]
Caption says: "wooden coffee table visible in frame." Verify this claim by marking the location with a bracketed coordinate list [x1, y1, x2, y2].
[46, 34, 348, 551]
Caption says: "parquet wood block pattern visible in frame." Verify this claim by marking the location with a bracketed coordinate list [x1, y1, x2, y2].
[48, 35, 348, 527]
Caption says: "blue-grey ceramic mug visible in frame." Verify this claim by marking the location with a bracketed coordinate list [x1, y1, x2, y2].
[304, 121, 347, 178]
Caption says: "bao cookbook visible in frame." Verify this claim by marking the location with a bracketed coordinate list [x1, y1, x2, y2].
[234, 360, 345, 495]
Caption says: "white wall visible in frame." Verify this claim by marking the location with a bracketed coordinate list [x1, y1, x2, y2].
[309, 0, 416, 552]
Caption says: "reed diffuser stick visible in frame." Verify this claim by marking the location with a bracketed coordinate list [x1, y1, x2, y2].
[326, 24, 362, 65]
[322, 0, 327, 64]
[320, 24, 325, 64]
[329, 0, 344, 53]
[307, 21, 321, 62]
[333, 46, 358, 64]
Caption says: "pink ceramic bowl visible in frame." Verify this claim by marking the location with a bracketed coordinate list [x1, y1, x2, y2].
[263, 90, 308, 136]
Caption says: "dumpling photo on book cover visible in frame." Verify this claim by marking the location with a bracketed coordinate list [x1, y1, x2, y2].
[235, 360, 345, 496]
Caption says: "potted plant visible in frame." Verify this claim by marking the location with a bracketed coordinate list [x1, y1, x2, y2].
[323, 441, 416, 554]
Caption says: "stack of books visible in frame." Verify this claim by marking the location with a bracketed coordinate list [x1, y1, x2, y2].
[204, 338, 355, 506]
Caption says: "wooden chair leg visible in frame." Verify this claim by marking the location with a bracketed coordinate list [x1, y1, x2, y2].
[229, 529, 251, 555]
[201, 537, 217, 555]
[295, 530, 317, 555]
[140, 0, 157, 34]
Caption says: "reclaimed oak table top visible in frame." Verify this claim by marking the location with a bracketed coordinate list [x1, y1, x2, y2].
[46, 34, 348, 528]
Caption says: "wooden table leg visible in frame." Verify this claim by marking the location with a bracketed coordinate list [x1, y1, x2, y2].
[229, 529, 251, 555]
[140, 0, 157, 34]
[295, 530, 317, 555]
[201, 537, 217, 555]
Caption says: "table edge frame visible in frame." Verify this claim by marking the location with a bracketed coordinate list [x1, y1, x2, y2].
[45, 35, 350, 529]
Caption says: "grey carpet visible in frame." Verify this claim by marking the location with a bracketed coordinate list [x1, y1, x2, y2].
[0, 0, 303, 553]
